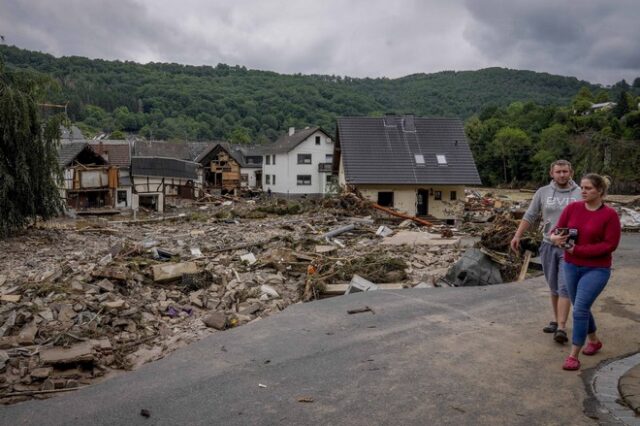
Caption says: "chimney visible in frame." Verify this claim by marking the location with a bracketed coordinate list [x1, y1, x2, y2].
[288, 127, 295, 136]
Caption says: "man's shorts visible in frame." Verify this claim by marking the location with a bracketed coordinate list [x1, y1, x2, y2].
[539, 241, 569, 298]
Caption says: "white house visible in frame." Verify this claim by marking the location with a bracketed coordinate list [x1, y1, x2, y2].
[262, 127, 336, 196]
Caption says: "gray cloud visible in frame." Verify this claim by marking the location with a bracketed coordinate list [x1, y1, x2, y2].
[1, 0, 638, 85]
[463, 0, 640, 84]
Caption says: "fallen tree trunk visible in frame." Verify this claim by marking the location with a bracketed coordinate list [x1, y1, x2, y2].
[372, 204, 433, 227]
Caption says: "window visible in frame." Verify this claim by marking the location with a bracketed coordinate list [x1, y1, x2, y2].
[272, 175, 276, 185]
[297, 154, 312, 164]
[241, 174, 248, 183]
[117, 190, 127, 206]
[265, 175, 271, 185]
[297, 175, 312, 185]
[315, 136, 321, 145]
[325, 154, 333, 162]
[434, 191, 442, 200]
[272, 155, 276, 165]
[414, 154, 425, 164]
[377, 192, 394, 207]
[450, 191, 457, 201]
[265, 155, 271, 165]
[436, 154, 447, 165]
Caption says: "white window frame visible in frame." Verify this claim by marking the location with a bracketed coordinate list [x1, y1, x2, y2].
[297, 154, 312, 164]
[297, 175, 312, 186]
[436, 154, 447, 165]
[414, 154, 425, 164]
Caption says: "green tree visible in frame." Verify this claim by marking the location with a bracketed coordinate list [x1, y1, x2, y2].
[532, 124, 571, 182]
[490, 127, 531, 184]
[110, 130, 126, 140]
[229, 127, 251, 144]
[613, 91, 633, 118]
[572, 86, 594, 115]
[0, 61, 62, 237]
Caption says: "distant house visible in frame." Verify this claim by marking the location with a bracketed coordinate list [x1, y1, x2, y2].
[89, 140, 132, 208]
[130, 157, 201, 213]
[589, 102, 616, 113]
[262, 127, 335, 196]
[57, 142, 119, 212]
[195, 142, 263, 193]
[334, 115, 481, 222]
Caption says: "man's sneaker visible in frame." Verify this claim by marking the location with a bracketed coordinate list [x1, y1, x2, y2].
[543, 321, 558, 333]
[562, 356, 580, 371]
[582, 341, 603, 356]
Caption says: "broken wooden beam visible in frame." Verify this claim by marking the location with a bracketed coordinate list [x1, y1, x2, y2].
[517, 250, 532, 282]
[372, 203, 433, 227]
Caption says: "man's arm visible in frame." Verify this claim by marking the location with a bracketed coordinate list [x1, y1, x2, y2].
[510, 219, 531, 252]
[510, 190, 542, 253]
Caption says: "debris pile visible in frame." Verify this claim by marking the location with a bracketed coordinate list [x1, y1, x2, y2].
[0, 194, 464, 403]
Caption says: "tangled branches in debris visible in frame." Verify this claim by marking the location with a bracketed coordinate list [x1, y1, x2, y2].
[478, 213, 542, 282]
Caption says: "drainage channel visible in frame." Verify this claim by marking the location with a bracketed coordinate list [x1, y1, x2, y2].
[591, 352, 640, 425]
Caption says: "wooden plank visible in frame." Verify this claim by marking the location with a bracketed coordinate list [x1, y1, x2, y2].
[517, 250, 532, 282]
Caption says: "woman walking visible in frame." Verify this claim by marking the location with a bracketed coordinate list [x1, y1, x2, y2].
[550, 174, 621, 371]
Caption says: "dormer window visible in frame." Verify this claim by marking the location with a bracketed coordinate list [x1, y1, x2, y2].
[414, 154, 425, 164]
[436, 154, 447, 165]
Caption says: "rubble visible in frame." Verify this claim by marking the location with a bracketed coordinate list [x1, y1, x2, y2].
[0, 191, 514, 404]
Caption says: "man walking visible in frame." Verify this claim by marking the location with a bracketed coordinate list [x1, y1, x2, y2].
[510, 160, 581, 343]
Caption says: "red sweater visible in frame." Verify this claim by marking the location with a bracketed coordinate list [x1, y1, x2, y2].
[554, 201, 621, 267]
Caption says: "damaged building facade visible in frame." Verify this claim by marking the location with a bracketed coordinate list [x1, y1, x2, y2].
[58, 142, 120, 213]
[195, 142, 263, 194]
[130, 157, 202, 213]
[334, 116, 482, 223]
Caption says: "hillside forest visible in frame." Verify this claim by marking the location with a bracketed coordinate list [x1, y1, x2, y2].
[1, 44, 640, 191]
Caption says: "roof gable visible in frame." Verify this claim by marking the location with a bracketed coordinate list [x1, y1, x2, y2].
[336, 116, 481, 185]
[57, 142, 106, 168]
[263, 127, 331, 154]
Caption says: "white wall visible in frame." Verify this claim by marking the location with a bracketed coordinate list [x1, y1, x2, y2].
[115, 187, 132, 209]
[240, 167, 259, 188]
[263, 130, 334, 195]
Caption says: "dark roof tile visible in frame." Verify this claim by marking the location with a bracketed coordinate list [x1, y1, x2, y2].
[337, 116, 481, 185]
[131, 157, 198, 180]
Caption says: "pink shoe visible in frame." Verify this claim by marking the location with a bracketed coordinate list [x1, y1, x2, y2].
[582, 341, 603, 356]
[562, 356, 580, 371]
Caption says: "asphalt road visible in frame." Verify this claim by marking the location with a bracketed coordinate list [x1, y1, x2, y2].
[3, 234, 640, 426]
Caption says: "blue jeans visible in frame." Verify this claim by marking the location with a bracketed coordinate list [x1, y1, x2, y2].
[563, 263, 611, 346]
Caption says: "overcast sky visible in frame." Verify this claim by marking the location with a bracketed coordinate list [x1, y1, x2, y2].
[2, 0, 639, 85]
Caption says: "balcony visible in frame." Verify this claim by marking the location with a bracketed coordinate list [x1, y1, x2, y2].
[318, 162, 333, 173]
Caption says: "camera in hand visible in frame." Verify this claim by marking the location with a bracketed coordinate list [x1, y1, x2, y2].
[555, 227, 578, 248]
